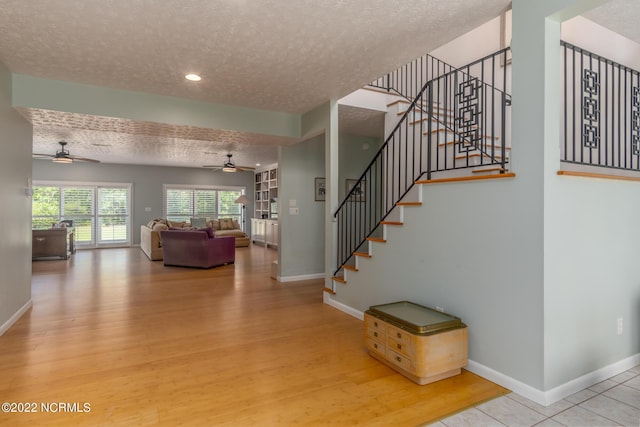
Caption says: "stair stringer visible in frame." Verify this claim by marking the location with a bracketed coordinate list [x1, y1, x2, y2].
[339, 206, 407, 284]
[333, 180, 427, 285]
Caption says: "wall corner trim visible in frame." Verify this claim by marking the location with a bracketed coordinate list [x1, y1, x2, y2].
[0, 299, 32, 336]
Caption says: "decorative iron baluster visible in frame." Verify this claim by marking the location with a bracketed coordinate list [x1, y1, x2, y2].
[632, 87, 640, 155]
[455, 77, 483, 153]
[582, 69, 601, 149]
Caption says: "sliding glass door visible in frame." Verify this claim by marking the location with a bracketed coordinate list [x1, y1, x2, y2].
[32, 182, 132, 248]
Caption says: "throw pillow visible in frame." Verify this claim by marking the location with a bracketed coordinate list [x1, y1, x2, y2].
[207, 220, 220, 231]
[219, 218, 234, 230]
[152, 223, 168, 232]
[168, 221, 187, 228]
[232, 219, 240, 229]
[147, 219, 157, 228]
[191, 217, 207, 228]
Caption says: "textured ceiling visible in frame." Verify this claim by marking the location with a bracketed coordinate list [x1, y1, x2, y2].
[4, 0, 633, 168]
[22, 108, 297, 167]
[584, 0, 640, 45]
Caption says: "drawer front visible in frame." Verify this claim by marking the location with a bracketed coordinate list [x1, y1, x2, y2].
[365, 327, 386, 341]
[387, 334, 415, 358]
[365, 337, 386, 358]
[386, 324, 414, 348]
[364, 314, 387, 337]
[387, 349, 413, 373]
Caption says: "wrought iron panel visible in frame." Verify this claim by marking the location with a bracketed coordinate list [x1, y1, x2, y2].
[455, 77, 482, 152]
[582, 69, 600, 149]
[633, 87, 640, 156]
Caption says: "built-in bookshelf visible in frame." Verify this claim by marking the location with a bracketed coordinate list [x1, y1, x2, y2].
[254, 165, 278, 219]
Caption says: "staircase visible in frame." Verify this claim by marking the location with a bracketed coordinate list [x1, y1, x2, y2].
[331, 48, 512, 288]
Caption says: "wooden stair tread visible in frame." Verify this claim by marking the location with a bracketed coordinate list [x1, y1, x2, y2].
[455, 152, 506, 160]
[331, 276, 347, 284]
[416, 173, 516, 185]
[472, 167, 506, 173]
[432, 134, 502, 142]
[411, 117, 472, 126]
[380, 221, 403, 226]
[323, 287, 336, 295]
[366, 237, 386, 243]
[354, 252, 372, 258]
[557, 170, 640, 182]
[397, 201, 422, 206]
[342, 265, 359, 271]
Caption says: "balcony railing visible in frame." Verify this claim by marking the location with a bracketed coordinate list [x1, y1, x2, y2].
[369, 53, 458, 102]
[562, 41, 640, 171]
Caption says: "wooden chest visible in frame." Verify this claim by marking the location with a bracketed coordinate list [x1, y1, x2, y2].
[32, 228, 74, 260]
[364, 301, 468, 385]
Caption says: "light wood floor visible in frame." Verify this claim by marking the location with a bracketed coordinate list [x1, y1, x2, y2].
[1, 246, 508, 426]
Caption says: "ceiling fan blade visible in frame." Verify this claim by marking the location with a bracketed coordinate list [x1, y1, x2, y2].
[236, 165, 256, 171]
[33, 153, 55, 158]
[69, 155, 100, 163]
[202, 165, 223, 169]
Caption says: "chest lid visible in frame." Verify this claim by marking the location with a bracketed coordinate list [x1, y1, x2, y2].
[366, 301, 464, 335]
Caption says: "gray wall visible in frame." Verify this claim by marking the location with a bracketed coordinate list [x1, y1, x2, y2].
[339, 134, 382, 200]
[545, 176, 640, 388]
[279, 135, 326, 278]
[278, 133, 381, 279]
[32, 160, 255, 245]
[0, 61, 33, 333]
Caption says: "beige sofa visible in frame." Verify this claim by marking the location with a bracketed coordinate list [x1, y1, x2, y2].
[140, 218, 249, 261]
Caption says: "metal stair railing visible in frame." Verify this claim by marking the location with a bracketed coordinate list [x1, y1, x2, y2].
[334, 48, 511, 275]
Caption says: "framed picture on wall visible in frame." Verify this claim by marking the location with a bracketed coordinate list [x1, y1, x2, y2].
[314, 177, 326, 201]
[346, 179, 366, 202]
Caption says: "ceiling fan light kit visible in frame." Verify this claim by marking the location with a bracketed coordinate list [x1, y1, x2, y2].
[52, 156, 73, 164]
[33, 141, 100, 164]
[203, 153, 254, 173]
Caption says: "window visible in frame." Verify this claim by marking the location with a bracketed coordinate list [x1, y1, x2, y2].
[98, 187, 129, 244]
[164, 185, 244, 224]
[32, 182, 132, 247]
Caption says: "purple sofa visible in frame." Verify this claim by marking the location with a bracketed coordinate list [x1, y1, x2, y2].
[160, 229, 235, 269]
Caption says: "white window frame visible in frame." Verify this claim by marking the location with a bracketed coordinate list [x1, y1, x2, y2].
[163, 184, 246, 226]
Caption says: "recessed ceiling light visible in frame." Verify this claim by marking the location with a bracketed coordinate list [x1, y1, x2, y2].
[255, 163, 261, 167]
[185, 73, 202, 82]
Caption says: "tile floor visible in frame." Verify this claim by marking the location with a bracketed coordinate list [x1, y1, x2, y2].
[430, 365, 640, 427]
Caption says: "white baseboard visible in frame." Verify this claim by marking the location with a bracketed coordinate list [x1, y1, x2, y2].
[465, 360, 548, 405]
[540, 353, 640, 405]
[325, 298, 640, 407]
[456, 355, 640, 407]
[278, 273, 325, 283]
[323, 295, 364, 320]
[0, 299, 32, 336]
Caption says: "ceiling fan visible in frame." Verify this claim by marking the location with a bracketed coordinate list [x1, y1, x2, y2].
[33, 141, 100, 164]
[203, 153, 255, 172]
